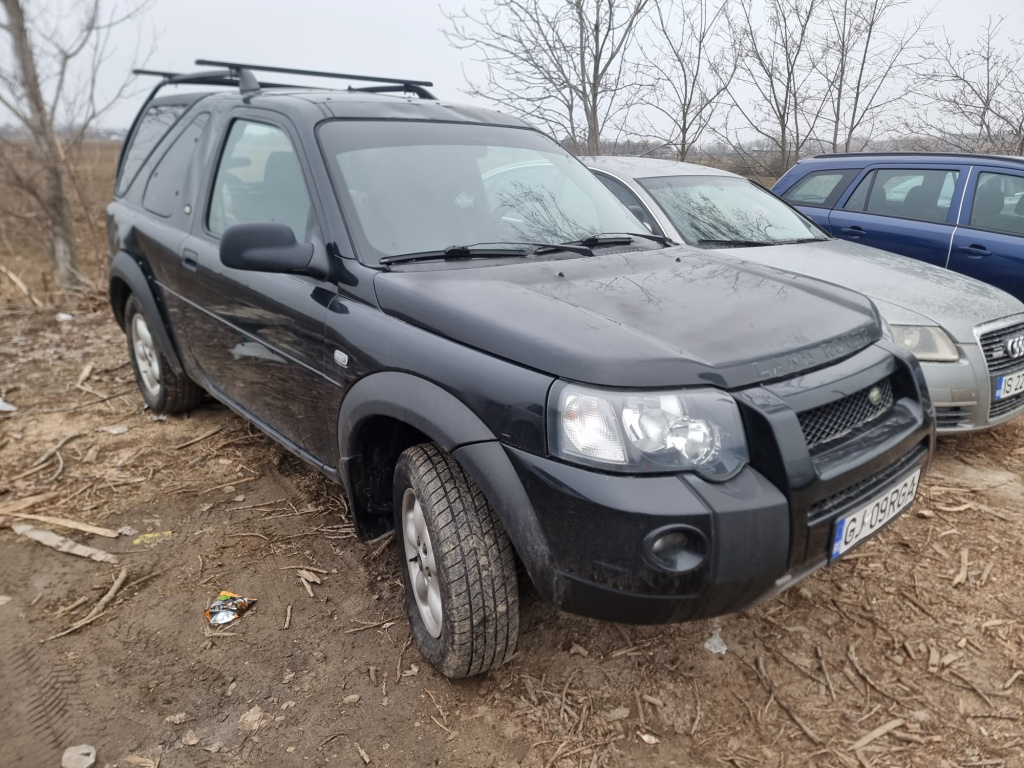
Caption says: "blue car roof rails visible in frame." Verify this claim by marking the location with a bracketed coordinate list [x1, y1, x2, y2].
[812, 151, 1024, 167]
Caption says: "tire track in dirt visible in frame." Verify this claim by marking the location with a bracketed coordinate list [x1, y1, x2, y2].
[0, 601, 77, 767]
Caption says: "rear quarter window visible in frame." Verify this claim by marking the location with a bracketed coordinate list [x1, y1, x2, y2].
[143, 113, 211, 219]
[116, 104, 188, 196]
[781, 169, 860, 208]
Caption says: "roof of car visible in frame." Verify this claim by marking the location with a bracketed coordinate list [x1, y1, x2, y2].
[800, 152, 1024, 169]
[148, 87, 532, 128]
[582, 155, 737, 179]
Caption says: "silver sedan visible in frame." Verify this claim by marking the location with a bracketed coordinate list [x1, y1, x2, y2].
[584, 155, 1024, 433]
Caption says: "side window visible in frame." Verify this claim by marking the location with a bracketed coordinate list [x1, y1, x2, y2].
[845, 168, 959, 223]
[969, 172, 1024, 236]
[207, 120, 313, 241]
[143, 113, 211, 218]
[116, 104, 187, 196]
[593, 172, 659, 232]
[781, 169, 859, 208]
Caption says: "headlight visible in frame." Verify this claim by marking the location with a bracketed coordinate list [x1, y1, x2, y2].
[890, 325, 959, 362]
[553, 384, 749, 480]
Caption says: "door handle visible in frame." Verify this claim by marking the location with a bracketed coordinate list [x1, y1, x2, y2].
[182, 248, 199, 271]
[957, 244, 990, 258]
[840, 226, 866, 237]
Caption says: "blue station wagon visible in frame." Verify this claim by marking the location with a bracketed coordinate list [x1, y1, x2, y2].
[773, 153, 1024, 304]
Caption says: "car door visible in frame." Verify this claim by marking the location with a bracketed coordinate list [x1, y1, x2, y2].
[182, 112, 335, 461]
[948, 167, 1024, 302]
[827, 164, 969, 268]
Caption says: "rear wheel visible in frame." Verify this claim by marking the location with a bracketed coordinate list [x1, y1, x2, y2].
[393, 444, 519, 678]
[124, 294, 204, 414]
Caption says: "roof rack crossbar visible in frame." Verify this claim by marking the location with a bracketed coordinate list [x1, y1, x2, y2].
[132, 68, 303, 90]
[194, 59, 433, 88]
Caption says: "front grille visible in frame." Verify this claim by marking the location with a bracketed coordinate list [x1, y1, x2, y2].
[979, 319, 1024, 376]
[990, 393, 1024, 420]
[935, 406, 971, 429]
[797, 378, 894, 451]
[808, 444, 927, 522]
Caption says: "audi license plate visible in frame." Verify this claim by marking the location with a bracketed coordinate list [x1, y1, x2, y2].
[831, 468, 921, 560]
[995, 370, 1024, 400]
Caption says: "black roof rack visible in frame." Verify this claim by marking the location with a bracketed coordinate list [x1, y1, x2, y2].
[813, 151, 1024, 166]
[194, 59, 433, 89]
[120, 63, 438, 178]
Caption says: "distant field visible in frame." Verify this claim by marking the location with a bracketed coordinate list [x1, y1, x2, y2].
[0, 140, 120, 300]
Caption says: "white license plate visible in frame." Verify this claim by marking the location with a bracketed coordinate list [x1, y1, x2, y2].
[995, 370, 1024, 400]
[831, 468, 921, 559]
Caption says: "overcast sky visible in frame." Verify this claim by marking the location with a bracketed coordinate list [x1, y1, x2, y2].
[90, 0, 1021, 129]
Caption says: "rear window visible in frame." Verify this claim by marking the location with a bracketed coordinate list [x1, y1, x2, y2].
[843, 168, 959, 223]
[781, 169, 859, 207]
[117, 104, 187, 196]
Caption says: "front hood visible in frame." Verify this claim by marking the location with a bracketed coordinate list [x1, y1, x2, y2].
[722, 239, 1024, 343]
[374, 247, 883, 389]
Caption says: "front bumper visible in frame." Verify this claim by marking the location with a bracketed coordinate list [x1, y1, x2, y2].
[925, 344, 1024, 432]
[455, 343, 934, 624]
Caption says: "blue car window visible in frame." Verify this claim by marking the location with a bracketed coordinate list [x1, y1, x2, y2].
[970, 172, 1024, 236]
[781, 169, 859, 207]
[844, 168, 958, 223]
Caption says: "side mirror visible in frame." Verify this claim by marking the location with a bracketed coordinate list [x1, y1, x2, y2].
[627, 205, 655, 233]
[220, 222, 326, 278]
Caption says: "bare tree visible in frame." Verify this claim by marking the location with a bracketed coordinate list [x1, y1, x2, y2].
[720, 0, 829, 175]
[815, 0, 929, 153]
[444, 0, 650, 155]
[0, 0, 151, 292]
[630, 0, 735, 161]
[910, 17, 1024, 155]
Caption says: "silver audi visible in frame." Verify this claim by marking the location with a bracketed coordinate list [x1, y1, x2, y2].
[584, 155, 1024, 433]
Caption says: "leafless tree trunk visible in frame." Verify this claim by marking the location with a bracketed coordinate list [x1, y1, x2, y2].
[816, 0, 929, 153]
[908, 17, 1024, 155]
[0, 0, 151, 293]
[631, 0, 735, 161]
[720, 0, 828, 176]
[444, 0, 650, 156]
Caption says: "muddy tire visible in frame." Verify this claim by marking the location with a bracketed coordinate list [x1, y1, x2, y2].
[393, 443, 519, 678]
[124, 294, 203, 414]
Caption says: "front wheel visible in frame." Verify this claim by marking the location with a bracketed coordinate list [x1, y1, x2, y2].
[124, 294, 204, 414]
[393, 444, 519, 678]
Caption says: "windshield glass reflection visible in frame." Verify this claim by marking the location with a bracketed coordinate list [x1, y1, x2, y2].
[319, 121, 644, 263]
[638, 175, 827, 246]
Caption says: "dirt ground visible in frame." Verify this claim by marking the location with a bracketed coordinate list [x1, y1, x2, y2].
[1, 301, 1022, 768]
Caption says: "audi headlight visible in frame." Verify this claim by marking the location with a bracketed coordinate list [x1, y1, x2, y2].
[552, 384, 749, 480]
[890, 325, 959, 362]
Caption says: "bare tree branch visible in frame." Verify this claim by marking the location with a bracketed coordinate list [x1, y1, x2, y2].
[444, 0, 650, 155]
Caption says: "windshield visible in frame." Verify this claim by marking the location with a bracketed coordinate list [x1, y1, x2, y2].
[638, 175, 828, 246]
[318, 120, 646, 264]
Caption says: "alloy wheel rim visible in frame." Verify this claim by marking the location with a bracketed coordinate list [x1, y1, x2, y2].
[131, 313, 162, 399]
[402, 487, 442, 638]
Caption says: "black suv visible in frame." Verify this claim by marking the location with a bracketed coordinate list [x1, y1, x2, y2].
[108, 61, 935, 678]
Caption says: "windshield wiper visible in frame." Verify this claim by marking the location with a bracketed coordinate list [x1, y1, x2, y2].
[771, 237, 830, 245]
[696, 238, 768, 248]
[565, 232, 671, 248]
[380, 244, 531, 265]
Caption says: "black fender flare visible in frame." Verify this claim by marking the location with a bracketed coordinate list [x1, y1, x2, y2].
[337, 371, 496, 461]
[336, 372, 555, 585]
[108, 251, 185, 376]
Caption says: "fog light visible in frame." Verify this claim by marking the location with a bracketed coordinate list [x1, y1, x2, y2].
[644, 526, 707, 573]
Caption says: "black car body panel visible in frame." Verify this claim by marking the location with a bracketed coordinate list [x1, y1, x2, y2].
[375, 249, 882, 389]
[107, 76, 935, 626]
